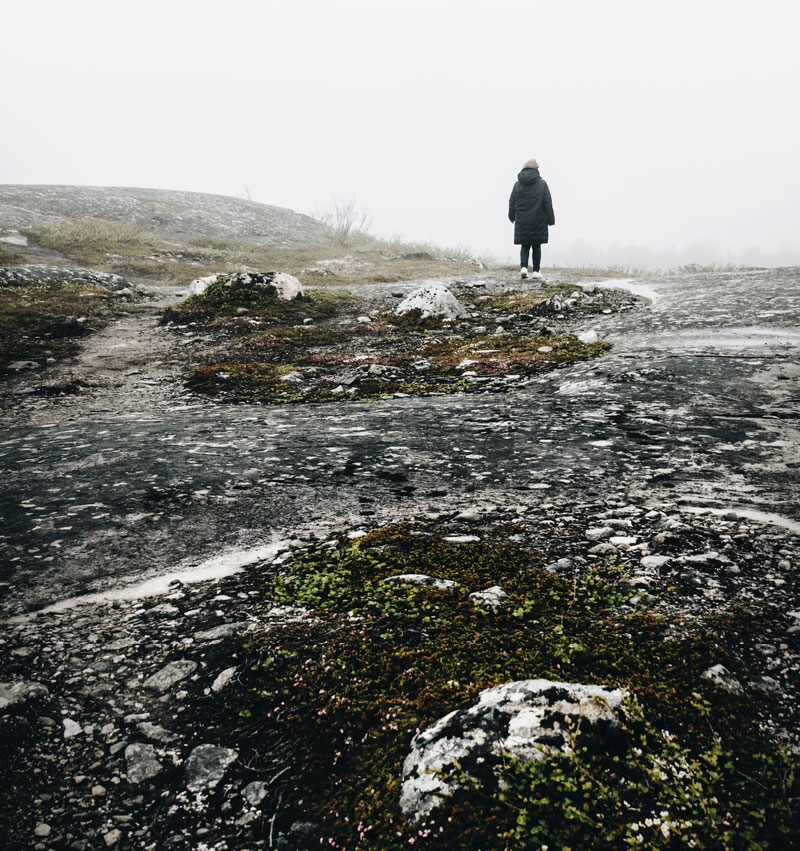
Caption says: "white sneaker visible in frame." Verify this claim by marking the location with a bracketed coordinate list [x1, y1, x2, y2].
[520, 267, 528, 279]
[531, 270, 542, 280]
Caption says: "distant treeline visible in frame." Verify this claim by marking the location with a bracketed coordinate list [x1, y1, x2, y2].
[545, 240, 800, 271]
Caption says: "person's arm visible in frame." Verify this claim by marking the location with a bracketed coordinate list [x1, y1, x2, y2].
[544, 183, 555, 226]
[508, 186, 517, 222]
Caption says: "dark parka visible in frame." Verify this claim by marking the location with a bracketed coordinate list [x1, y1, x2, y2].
[508, 167, 555, 244]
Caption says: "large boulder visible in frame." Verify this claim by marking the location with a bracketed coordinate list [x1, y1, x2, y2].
[395, 283, 469, 320]
[399, 679, 628, 821]
[188, 271, 303, 301]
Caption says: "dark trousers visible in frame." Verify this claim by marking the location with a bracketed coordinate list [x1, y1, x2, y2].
[520, 244, 541, 271]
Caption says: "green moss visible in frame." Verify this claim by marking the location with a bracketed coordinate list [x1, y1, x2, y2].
[0, 280, 139, 371]
[476, 291, 548, 314]
[185, 332, 610, 404]
[419, 333, 610, 374]
[241, 523, 796, 849]
[245, 325, 347, 352]
[162, 282, 351, 325]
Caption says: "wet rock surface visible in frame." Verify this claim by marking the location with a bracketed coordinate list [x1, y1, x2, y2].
[0, 265, 799, 847]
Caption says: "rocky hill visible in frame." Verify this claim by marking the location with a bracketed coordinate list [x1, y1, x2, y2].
[0, 184, 330, 246]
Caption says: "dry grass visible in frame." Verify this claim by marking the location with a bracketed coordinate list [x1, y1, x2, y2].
[24, 217, 485, 288]
[0, 243, 26, 265]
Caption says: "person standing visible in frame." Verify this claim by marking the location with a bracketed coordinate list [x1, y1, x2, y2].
[508, 158, 555, 279]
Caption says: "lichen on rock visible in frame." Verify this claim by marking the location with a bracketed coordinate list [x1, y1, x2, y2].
[399, 679, 628, 820]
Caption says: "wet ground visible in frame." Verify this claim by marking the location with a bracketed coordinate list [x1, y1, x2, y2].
[1, 267, 799, 617]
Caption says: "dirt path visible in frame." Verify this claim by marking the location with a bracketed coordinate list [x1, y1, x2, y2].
[2, 291, 202, 426]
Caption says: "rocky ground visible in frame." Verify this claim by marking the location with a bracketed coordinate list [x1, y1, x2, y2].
[2, 264, 799, 849]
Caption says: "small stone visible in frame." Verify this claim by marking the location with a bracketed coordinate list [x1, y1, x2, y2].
[640, 555, 671, 569]
[469, 586, 508, 610]
[35, 824, 51, 837]
[104, 829, 121, 847]
[125, 743, 163, 784]
[544, 558, 573, 574]
[588, 542, 617, 555]
[382, 574, 458, 590]
[211, 667, 237, 694]
[702, 664, 744, 696]
[194, 622, 248, 642]
[185, 744, 238, 793]
[92, 784, 107, 797]
[137, 722, 177, 743]
[585, 526, 614, 541]
[143, 660, 197, 691]
[242, 780, 269, 806]
[63, 718, 82, 738]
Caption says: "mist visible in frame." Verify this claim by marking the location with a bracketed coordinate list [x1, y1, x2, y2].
[2, 0, 799, 267]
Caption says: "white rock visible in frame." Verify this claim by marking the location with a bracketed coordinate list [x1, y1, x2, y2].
[395, 284, 469, 319]
[469, 586, 508, 610]
[271, 272, 304, 300]
[609, 536, 638, 548]
[188, 274, 219, 295]
[400, 679, 628, 820]
[640, 555, 671, 569]
[577, 330, 599, 344]
[211, 667, 238, 693]
[383, 574, 458, 590]
[443, 535, 480, 543]
[537, 346, 553, 353]
[63, 718, 82, 738]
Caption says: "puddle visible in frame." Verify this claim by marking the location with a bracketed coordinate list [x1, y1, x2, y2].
[682, 505, 800, 535]
[8, 539, 290, 622]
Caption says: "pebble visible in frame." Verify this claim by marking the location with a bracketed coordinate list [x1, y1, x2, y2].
[184, 744, 238, 792]
[142, 660, 197, 691]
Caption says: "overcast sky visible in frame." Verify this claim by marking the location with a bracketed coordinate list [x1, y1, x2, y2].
[3, 0, 799, 263]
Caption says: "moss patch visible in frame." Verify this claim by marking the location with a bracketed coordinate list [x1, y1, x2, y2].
[162, 281, 351, 325]
[0, 280, 140, 371]
[184, 332, 609, 403]
[241, 522, 797, 849]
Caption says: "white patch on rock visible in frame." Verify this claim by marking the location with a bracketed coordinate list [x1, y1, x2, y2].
[469, 585, 508, 610]
[577, 330, 600, 344]
[399, 679, 628, 821]
[383, 574, 458, 590]
[395, 284, 468, 320]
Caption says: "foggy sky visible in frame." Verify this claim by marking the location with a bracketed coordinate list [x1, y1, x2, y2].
[3, 0, 799, 265]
